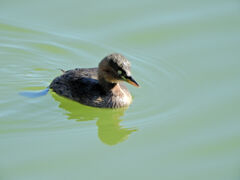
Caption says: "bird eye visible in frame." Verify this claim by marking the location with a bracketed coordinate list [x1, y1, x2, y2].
[118, 70, 122, 75]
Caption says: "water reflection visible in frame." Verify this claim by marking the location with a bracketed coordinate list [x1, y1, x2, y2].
[51, 92, 137, 145]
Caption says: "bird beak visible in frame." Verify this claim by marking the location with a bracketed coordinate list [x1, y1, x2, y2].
[125, 76, 139, 87]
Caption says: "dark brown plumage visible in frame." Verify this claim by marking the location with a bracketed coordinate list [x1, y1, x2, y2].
[50, 53, 139, 108]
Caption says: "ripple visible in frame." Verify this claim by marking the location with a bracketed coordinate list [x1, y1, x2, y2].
[0, 21, 187, 136]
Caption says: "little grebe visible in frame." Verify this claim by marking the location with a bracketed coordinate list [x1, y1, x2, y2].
[50, 53, 139, 108]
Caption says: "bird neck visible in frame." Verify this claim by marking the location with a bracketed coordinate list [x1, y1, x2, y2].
[98, 77, 117, 91]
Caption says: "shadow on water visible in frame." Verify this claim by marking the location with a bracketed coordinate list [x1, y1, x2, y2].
[51, 91, 137, 146]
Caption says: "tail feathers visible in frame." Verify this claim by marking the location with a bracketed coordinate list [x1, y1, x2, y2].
[19, 87, 49, 98]
[58, 68, 65, 73]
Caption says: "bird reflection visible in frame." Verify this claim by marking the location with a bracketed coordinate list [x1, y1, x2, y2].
[51, 91, 137, 145]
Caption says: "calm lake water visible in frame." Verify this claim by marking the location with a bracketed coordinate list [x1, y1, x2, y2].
[0, 0, 240, 179]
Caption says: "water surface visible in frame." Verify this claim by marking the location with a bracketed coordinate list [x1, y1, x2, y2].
[0, 0, 240, 179]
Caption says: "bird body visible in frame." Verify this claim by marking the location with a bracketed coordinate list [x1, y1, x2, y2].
[50, 53, 139, 108]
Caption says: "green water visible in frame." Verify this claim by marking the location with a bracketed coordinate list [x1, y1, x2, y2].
[0, 0, 240, 179]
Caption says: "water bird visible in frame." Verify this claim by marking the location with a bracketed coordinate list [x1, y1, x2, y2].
[50, 53, 139, 108]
